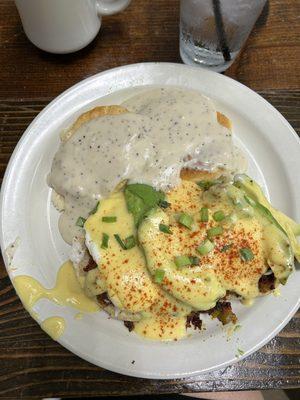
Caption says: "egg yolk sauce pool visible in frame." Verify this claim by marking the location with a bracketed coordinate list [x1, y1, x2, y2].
[81, 174, 299, 341]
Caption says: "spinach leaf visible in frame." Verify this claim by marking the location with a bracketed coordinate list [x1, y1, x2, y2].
[124, 183, 165, 226]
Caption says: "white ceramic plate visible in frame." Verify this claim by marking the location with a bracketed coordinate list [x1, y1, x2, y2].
[1, 63, 299, 379]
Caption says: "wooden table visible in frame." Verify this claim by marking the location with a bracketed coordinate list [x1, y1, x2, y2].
[0, 0, 299, 398]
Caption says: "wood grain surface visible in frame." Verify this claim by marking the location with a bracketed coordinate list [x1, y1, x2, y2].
[0, 0, 300, 397]
[0, 0, 299, 100]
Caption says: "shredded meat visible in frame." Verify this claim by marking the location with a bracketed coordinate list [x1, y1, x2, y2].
[208, 301, 237, 325]
[259, 273, 276, 293]
[124, 321, 134, 332]
[83, 257, 97, 272]
[186, 311, 202, 330]
[96, 292, 112, 307]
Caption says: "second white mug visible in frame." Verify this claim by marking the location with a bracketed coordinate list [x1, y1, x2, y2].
[15, 0, 131, 54]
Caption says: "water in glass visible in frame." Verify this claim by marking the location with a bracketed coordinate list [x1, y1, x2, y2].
[180, 0, 267, 72]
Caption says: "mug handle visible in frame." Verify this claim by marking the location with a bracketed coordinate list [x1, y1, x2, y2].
[96, 0, 131, 16]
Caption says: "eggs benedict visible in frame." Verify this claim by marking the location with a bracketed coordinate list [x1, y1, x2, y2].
[47, 87, 299, 341]
[70, 174, 299, 340]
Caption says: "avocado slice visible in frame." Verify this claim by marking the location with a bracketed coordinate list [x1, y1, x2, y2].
[233, 174, 300, 265]
[234, 174, 300, 234]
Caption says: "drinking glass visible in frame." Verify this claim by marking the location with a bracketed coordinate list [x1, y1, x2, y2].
[180, 0, 267, 72]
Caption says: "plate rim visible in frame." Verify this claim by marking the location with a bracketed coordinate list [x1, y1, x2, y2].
[0, 62, 299, 379]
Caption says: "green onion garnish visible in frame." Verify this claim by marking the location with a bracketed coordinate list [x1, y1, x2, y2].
[102, 216, 117, 223]
[197, 239, 215, 255]
[197, 180, 215, 191]
[114, 234, 136, 250]
[234, 324, 242, 332]
[189, 256, 200, 266]
[159, 200, 171, 209]
[101, 233, 109, 249]
[239, 247, 254, 261]
[174, 255, 191, 268]
[207, 226, 223, 239]
[124, 235, 136, 250]
[213, 210, 226, 222]
[224, 213, 238, 225]
[159, 223, 172, 234]
[237, 348, 245, 356]
[76, 216, 86, 227]
[89, 201, 100, 215]
[200, 207, 209, 222]
[178, 213, 193, 229]
[221, 244, 232, 252]
[154, 269, 165, 283]
[114, 234, 127, 250]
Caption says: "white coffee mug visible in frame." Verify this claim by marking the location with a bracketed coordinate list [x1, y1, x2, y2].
[14, 0, 131, 54]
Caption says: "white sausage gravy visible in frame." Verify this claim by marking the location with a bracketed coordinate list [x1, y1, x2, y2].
[48, 87, 246, 243]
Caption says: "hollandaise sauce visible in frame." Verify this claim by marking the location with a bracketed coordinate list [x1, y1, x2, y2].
[41, 316, 65, 340]
[83, 176, 298, 341]
[13, 261, 99, 313]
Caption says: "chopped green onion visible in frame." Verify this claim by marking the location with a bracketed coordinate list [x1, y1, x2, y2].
[221, 244, 232, 252]
[114, 234, 127, 250]
[102, 216, 117, 223]
[101, 233, 109, 249]
[223, 213, 238, 225]
[124, 235, 136, 250]
[239, 247, 254, 261]
[76, 216, 86, 227]
[89, 201, 100, 215]
[234, 324, 242, 332]
[200, 207, 209, 222]
[159, 200, 171, 209]
[159, 223, 172, 234]
[154, 269, 165, 283]
[114, 234, 136, 250]
[213, 210, 226, 222]
[174, 255, 191, 268]
[178, 213, 194, 229]
[237, 348, 245, 356]
[189, 256, 200, 266]
[197, 239, 215, 255]
[197, 180, 218, 191]
[207, 226, 223, 239]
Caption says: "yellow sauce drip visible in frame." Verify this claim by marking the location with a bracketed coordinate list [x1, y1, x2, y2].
[134, 315, 187, 341]
[273, 288, 281, 297]
[41, 316, 65, 340]
[13, 261, 99, 313]
[31, 311, 39, 320]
